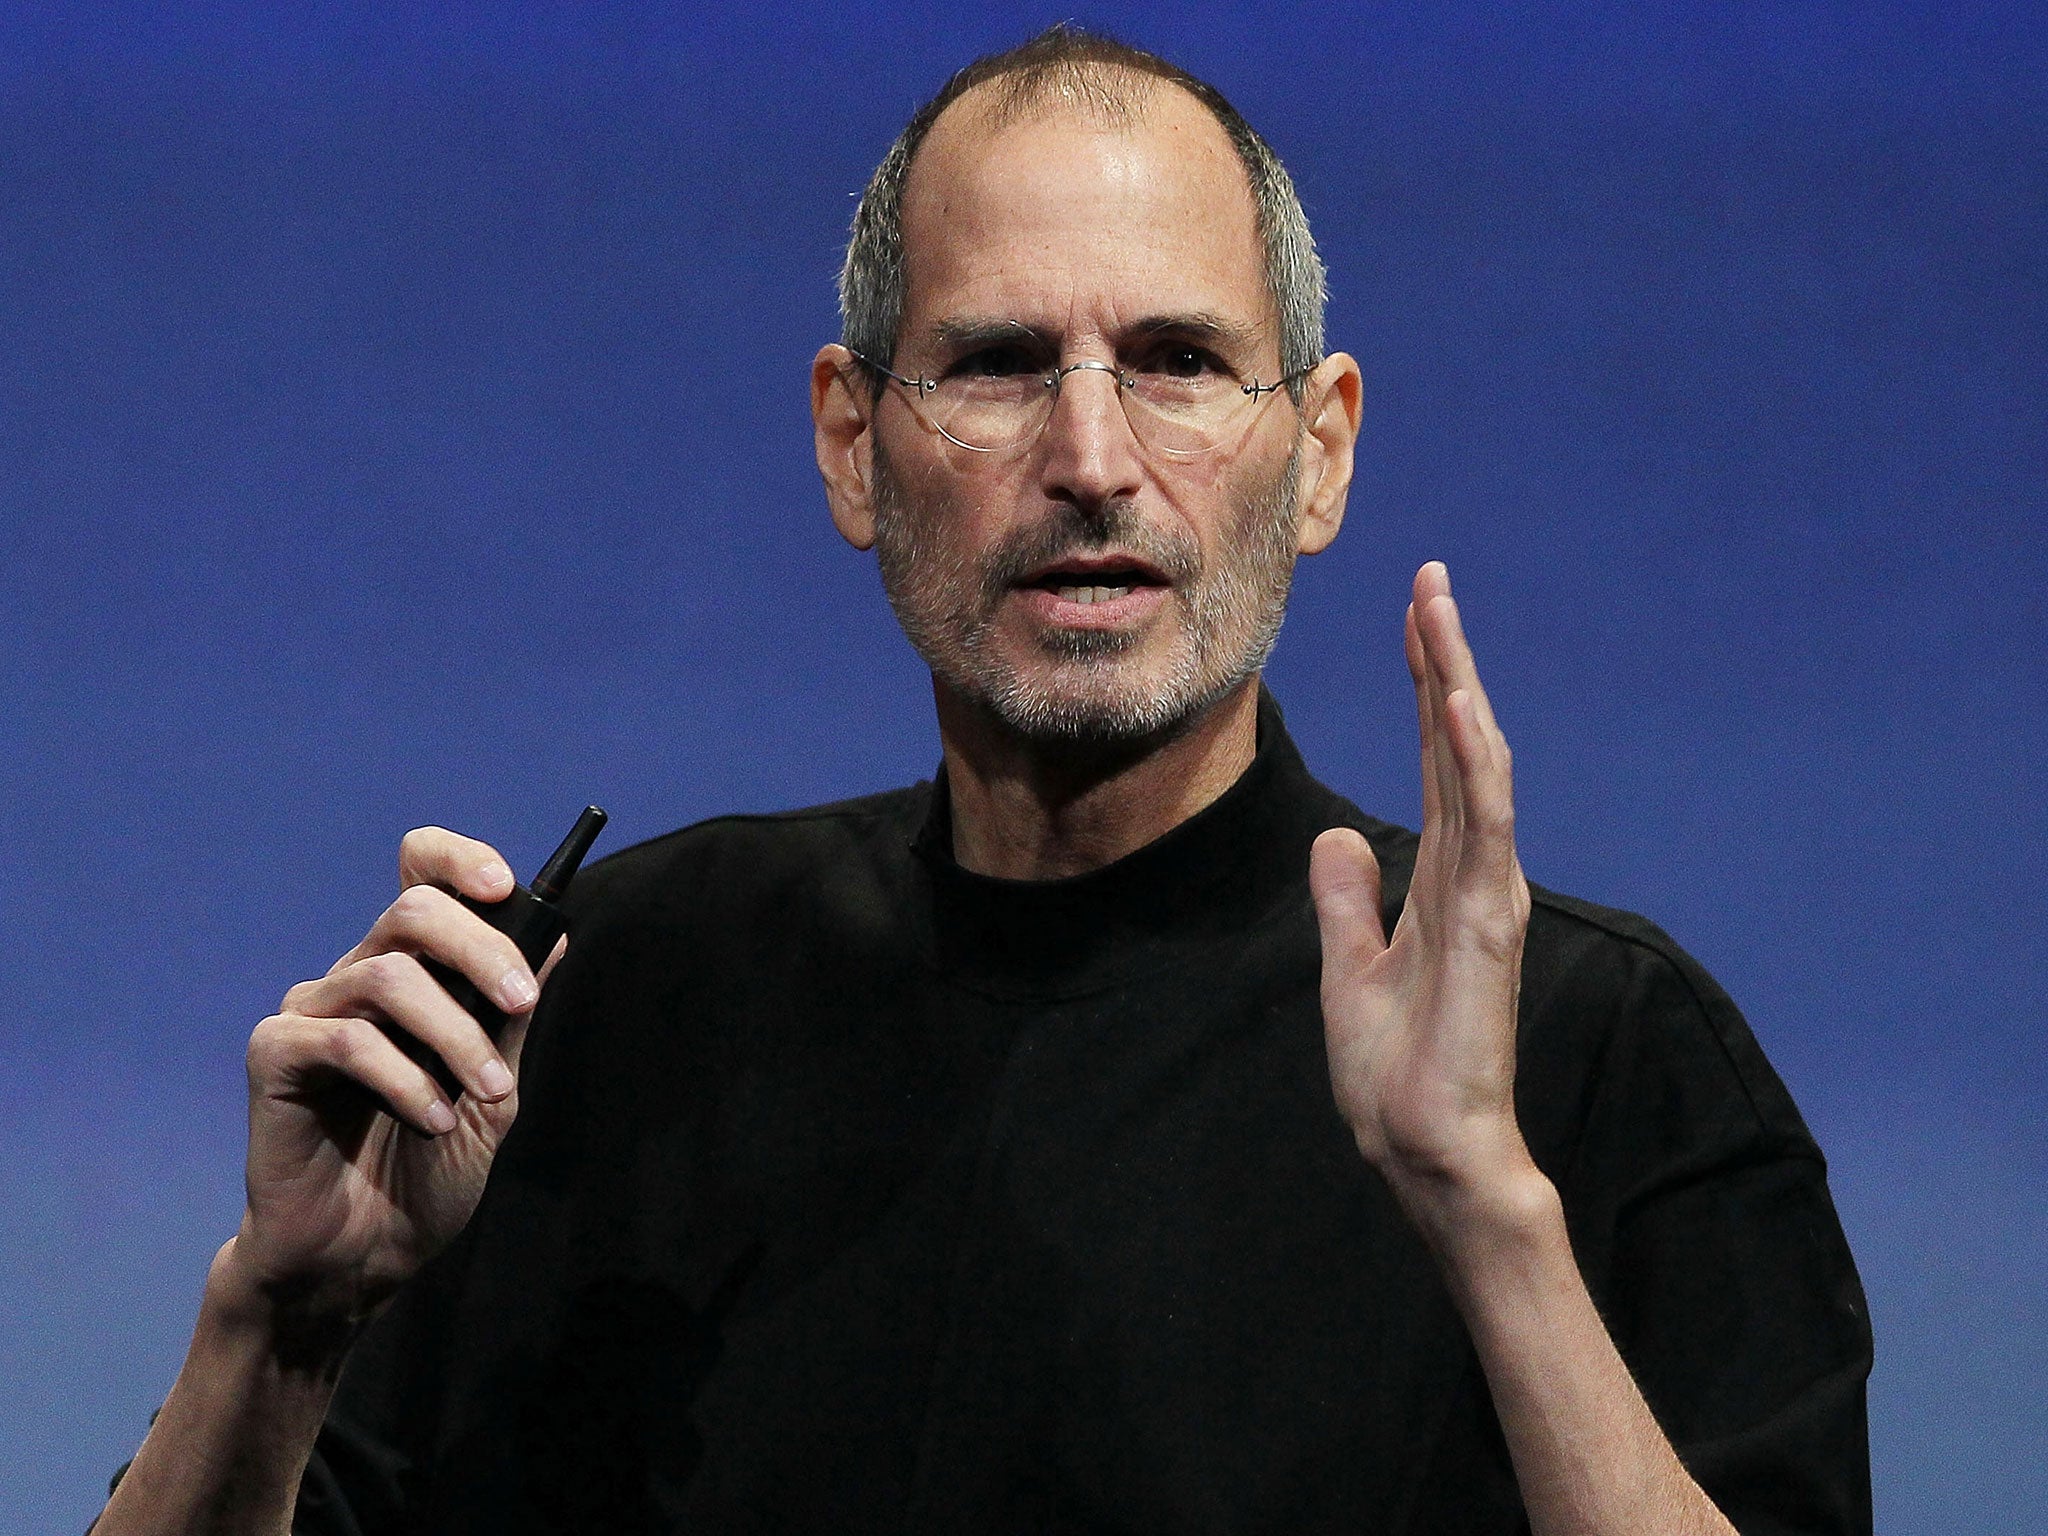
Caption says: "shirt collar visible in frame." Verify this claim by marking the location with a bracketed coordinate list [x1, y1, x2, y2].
[907, 687, 1338, 999]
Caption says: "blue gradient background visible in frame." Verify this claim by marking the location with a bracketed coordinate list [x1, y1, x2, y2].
[2, 4, 2041, 1529]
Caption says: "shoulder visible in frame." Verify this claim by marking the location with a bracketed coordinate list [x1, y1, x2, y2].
[511, 782, 935, 1113]
[533, 782, 935, 1026]
[1326, 805, 1814, 1157]
[562, 782, 932, 937]
[1517, 882, 1814, 1151]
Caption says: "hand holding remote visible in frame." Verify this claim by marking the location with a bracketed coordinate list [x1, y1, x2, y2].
[232, 807, 605, 1322]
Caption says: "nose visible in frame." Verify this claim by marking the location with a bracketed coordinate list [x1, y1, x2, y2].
[1037, 360, 1145, 518]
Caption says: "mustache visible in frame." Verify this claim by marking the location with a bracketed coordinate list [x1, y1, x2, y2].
[976, 500, 1202, 596]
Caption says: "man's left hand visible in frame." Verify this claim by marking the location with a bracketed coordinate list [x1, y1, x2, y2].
[1310, 560, 1540, 1234]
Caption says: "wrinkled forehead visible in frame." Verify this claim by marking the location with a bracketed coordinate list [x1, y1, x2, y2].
[896, 74, 1272, 349]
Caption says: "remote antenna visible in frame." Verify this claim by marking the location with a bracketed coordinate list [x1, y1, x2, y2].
[532, 805, 608, 903]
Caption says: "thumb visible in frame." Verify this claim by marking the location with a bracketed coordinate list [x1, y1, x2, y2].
[1310, 827, 1388, 972]
[497, 936, 567, 1074]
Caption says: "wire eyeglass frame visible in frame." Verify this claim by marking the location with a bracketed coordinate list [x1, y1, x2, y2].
[849, 346, 1319, 459]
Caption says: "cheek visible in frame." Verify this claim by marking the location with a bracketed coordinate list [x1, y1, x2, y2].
[925, 471, 1045, 560]
[1153, 459, 1240, 550]
[885, 417, 1012, 518]
[1165, 458, 1289, 564]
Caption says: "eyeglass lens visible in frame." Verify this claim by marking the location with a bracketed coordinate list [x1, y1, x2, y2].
[922, 362, 1279, 457]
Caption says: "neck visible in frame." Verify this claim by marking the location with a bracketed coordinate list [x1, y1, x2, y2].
[934, 676, 1262, 881]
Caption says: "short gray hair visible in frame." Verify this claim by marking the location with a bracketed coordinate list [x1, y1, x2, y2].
[839, 25, 1325, 395]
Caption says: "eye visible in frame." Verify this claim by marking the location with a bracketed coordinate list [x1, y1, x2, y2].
[1137, 343, 1227, 380]
[947, 343, 1041, 379]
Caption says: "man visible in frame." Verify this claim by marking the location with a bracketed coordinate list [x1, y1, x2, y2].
[96, 28, 1870, 1535]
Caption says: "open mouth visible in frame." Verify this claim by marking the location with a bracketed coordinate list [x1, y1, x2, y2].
[1047, 579, 1137, 604]
[1018, 555, 1171, 607]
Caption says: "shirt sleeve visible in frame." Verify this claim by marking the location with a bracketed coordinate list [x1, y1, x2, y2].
[1526, 915, 1873, 1536]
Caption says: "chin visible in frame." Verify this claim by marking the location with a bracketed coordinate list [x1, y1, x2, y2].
[960, 635, 1258, 747]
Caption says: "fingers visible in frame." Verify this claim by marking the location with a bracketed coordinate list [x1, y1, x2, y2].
[398, 825, 515, 904]
[1412, 562, 1503, 745]
[283, 947, 519, 1110]
[347, 882, 539, 1017]
[1412, 597, 1464, 844]
[1310, 827, 1389, 971]
[1405, 602, 1444, 835]
[267, 827, 546, 1137]
[495, 934, 568, 1081]
[533, 931, 568, 990]
[1408, 563, 1520, 895]
[248, 1010, 465, 1138]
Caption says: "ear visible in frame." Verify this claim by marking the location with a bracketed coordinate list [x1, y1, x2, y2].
[813, 344, 877, 551]
[1291, 352, 1363, 557]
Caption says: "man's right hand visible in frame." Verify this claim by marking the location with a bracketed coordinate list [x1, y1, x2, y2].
[95, 829, 561, 1535]
[225, 826, 554, 1330]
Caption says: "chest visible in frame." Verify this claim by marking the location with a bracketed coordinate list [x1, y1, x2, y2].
[415, 908, 1503, 1533]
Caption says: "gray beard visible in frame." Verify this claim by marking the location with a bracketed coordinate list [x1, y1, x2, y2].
[870, 441, 1302, 745]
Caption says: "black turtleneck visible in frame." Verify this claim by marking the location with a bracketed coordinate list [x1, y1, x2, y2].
[292, 693, 1869, 1535]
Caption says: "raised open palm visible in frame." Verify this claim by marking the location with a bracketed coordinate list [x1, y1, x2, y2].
[1311, 562, 1536, 1211]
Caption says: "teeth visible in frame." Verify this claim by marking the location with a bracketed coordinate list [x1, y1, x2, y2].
[1055, 585, 1133, 604]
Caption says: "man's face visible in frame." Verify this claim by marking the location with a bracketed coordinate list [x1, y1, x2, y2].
[869, 83, 1310, 744]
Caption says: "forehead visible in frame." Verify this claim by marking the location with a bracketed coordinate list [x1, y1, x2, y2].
[896, 77, 1272, 348]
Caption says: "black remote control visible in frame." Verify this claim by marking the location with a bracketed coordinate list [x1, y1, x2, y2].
[405, 805, 607, 1103]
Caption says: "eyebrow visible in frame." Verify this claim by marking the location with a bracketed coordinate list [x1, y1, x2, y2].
[925, 316, 1050, 352]
[1126, 312, 1265, 355]
[918, 312, 1269, 357]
